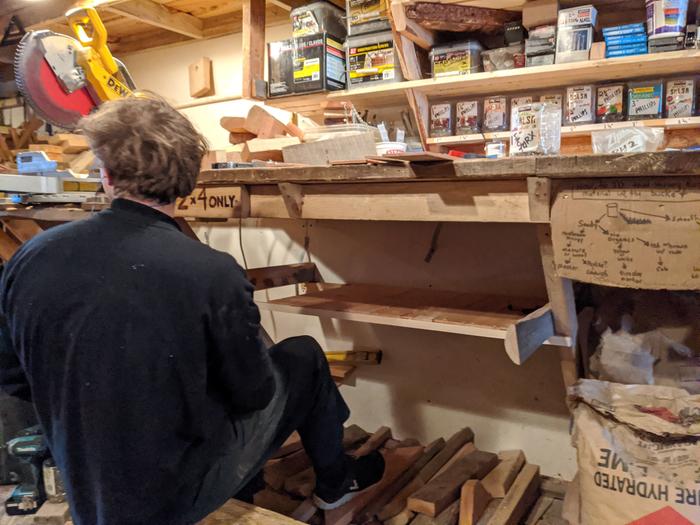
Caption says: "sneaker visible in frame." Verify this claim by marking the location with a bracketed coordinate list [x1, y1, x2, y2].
[313, 451, 386, 510]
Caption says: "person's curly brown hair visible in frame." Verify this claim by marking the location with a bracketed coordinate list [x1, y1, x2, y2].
[79, 93, 208, 204]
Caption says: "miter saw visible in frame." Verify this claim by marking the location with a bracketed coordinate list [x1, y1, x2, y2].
[14, 6, 135, 129]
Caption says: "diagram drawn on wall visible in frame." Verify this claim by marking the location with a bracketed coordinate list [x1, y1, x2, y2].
[551, 178, 700, 290]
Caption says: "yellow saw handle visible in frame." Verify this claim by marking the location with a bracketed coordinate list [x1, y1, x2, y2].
[66, 6, 119, 76]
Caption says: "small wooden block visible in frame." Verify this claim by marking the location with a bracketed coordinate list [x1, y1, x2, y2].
[484, 464, 540, 525]
[201, 499, 305, 524]
[241, 137, 300, 162]
[482, 450, 526, 499]
[476, 499, 501, 525]
[386, 508, 415, 525]
[29, 144, 63, 154]
[459, 480, 492, 525]
[33, 501, 71, 525]
[230, 131, 257, 144]
[432, 442, 476, 480]
[407, 451, 498, 517]
[352, 426, 392, 457]
[411, 499, 460, 525]
[220, 116, 248, 133]
[189, 57, 214, 98]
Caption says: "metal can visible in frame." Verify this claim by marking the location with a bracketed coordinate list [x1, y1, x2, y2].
[43, 459, 66, 503]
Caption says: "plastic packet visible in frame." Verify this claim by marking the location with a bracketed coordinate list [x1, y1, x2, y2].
[596, 84, 626, 122]
[628, 80, 664, 120]
[483, 95, 509, 131]
[510, 102, 562, 156]
[429, 103, 453, 137]
[665, 78, 695, 118]
[481, 44, 525, 72]
[591, 127, 665, 154]
[455, 100, 481, 134]
[565, 85, 595, 125]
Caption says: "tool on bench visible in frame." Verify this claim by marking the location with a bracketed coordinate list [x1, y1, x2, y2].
[4, 426, 50, 516]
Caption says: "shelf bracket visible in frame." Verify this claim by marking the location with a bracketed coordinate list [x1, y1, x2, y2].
[278, 182, 304, 219]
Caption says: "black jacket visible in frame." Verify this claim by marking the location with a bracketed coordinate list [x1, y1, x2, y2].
[0, 199, 276, 524]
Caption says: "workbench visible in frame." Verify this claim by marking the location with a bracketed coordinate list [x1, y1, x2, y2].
[2, 151, 698, 391]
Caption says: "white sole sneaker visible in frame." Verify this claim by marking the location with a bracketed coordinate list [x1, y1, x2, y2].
[312, 490, 361, 510]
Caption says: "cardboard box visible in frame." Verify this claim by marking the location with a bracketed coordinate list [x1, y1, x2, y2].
[522, 0, 559, 30]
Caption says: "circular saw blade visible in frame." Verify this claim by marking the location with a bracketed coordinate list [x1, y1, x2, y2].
[15, 30, 97, 130]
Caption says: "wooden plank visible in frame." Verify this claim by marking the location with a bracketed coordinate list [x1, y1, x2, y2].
[330, 363, 355, 381]
[325, 446, 424, 525]
[524, 496, 555, 525]
[201, 499, 305, 524]
[104, 0, 204, 38]
[0, 219, 44, 243]
[431, 442, 476, 479]
[481, 450, 526, 499]
[264, 449, 312, 491]
[175, 185, 250, 219]
[459, 480, 492, 525]
[189, 57, 214, 98]
[484, 464, 540, 525]
[32, 501, 70, 525]
[407, 451, 498, 517]
[527, 177, 551, 223]
[242, 137, 301, 162]
[352, 426, 392, 457]
[378, 428, 474, 521]
[356, 438, 446, 523]
[246, 262, 319, 290]
[242, 0, 266, 99]
[248, 180, 536, 223]
[281, 133, 377, 166]
[475, 499, 501, 525]
[504, 305, 556, 365]
[245, 105, 304, 139]
[278, 182, 304, 218]
[410, 499, 460, 525]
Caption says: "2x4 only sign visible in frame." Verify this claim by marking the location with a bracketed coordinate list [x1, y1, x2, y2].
[175, 186, 248, 219]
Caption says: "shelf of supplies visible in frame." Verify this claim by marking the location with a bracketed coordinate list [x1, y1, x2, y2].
[323, 50, 700, 108]
[426, 116, 700, 146]
[256, 283, 571, 363]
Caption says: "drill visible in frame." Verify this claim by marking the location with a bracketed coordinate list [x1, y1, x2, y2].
[4, 426, 49, 515]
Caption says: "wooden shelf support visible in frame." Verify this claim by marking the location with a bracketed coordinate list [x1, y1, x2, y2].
[242, 0, 266, 99]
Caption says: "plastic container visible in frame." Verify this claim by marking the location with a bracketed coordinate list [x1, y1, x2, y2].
[628, 79, 664, 120]
[346, 31, 403, 89]
[376, 141, 408, 155]
[455, 100, 481, 134]
[303, 123, 380, 142]
[510, 95, 533, 123]
[510, 102, 562, 156]
[646, 0, 689, 40]
[481, 44, 525, 72]
[347, 0, 391, 35]
[483, 95, 509, 132]
[291, 1, 346, 38]
[596, 83, 626, 122]
[430, 103, 453, 137]
[665, 78, 695, 117]
[485, 141, 507, 158]
[430, 40, 483, 78]
[565, 84, 596, 125]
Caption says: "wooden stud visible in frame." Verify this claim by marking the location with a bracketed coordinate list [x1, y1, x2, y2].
[460, 480, 492, 525]
[242, 0, 266, 99]
[481, 450, 526, 499]
[527, 177, 551, 223]
[431, 442, 476, 479]
[408, 451, 498, 517]
[484, 464, 540, 525]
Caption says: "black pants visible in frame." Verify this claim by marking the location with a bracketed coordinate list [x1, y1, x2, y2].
[232, 336, 351, 500]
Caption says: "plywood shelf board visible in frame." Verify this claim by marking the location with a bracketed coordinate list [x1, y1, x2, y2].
[427, 117, 700, 146]
[325, 50, 700, 107]
[256, 283, 571, 345]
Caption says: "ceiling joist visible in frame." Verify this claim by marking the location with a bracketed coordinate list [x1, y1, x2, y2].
[103, 0, 204, 39]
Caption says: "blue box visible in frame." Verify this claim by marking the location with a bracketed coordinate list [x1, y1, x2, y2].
[606, 44, 649, 57]
[604, 34, 648, 46]
[602, 23, 646, 36]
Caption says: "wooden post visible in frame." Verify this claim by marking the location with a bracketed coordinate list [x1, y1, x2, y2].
[242, 0, 266, 99]
[537, 224, 579, 390]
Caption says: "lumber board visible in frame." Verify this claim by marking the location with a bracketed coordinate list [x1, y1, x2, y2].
[407, 450, 498, 517]
[379, 428, 474, 521]
[539, 476, 568, 500]
[0, 219, 43, 243]
[242, 137, 301, 162]
[246, 263, 319, 290]
[0, 228, 21, 262]
[201, 499, 305, 524]
[220, 117, 248, 133]
[248, 180, 536, 223]
[175, 185, 249, 219]
[32, 501, 70, 525]
[324, 446, 424, 525]
[432, 442, 476, 479]
[524, 496, 555, 525]
[245, 105, 303, 139]
[484, 464, 540, 525]
[481, 451, 525, 499]
[242, 0, 265, 99]
[264, 450, 312, 491]
[460, 480, 492, 525]
[282, 133, 377, 166]
[352, 426, 392, 457]
[410, 500, 460, 525]
[475, 499, 502, 525]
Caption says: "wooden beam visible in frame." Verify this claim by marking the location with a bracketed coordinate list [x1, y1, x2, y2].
[242, 0, 266, 99]
[460, 480, 492, 525]
[247, 262, 319, 290]
[483, 464, 540, 525]
[104, 0, 204, 39]
[481, 451, 526, 499]
[0, 228, 20, 262]
[0, 219, 44, 243]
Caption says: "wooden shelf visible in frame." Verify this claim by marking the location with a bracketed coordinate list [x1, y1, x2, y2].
[427, 116, 700, 146]
[256, 282, 572, 363]
[324, 50, 700, 108]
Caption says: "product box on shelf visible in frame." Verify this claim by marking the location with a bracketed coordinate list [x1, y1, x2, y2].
[346, 30, 402, 89]
[291, 1, 346, 38]
[347, 0, 391, 35]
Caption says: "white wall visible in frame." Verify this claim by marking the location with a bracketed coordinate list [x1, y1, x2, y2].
[122, 31, 576, 479]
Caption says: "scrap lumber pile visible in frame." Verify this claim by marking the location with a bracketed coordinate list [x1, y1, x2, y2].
[254, 426, 568, 525]
[328, 349, 383, 384]
[0, 124, 95, 175]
